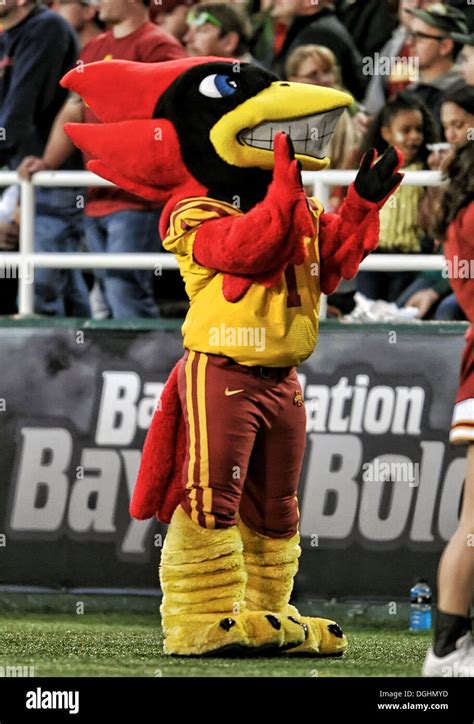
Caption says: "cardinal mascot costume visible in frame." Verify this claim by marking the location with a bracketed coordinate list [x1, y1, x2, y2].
[61, 57, 404, 656]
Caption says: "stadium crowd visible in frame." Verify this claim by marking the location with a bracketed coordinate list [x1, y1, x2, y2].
[0, 0, 473, 319]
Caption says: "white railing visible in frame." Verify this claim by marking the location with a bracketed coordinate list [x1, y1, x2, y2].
[0, 170, 445, 316]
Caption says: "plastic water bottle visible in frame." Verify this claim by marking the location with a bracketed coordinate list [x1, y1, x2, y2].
[409, 579, 432, 631]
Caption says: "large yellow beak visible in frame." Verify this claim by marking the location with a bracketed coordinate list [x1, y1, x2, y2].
[210, 81, 353, 171]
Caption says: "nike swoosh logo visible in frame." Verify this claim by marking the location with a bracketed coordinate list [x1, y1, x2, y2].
[225, 388, 244, 396]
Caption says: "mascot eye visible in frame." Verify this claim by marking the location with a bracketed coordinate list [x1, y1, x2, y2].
[198, 74, 238, 99]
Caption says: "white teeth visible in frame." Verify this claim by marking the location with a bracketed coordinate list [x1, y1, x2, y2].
[239, 108, 345, 160]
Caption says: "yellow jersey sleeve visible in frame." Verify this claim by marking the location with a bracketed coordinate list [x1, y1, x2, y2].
[164, 197, 242, 257]
[163, 197, 243, 302]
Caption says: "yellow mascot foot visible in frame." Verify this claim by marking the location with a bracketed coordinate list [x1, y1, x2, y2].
[244, 610, 306, 653]
[163, 612, 248, 656]
[164, 610, 306, 656]
[237, 517, 348, 657]
[160, 506, 306, 656]
[283, 606, 348, 656]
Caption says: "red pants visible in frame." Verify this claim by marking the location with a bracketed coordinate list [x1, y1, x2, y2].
[177, 350, 307, 537]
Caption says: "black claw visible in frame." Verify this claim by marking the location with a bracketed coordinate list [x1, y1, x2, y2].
[328, 623, 344, 638]
[287, 616, 309, 640]
[220, 618, 236, 632]
[265, 614, 282, 630]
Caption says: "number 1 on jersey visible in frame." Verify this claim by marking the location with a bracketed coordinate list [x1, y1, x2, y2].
[285, 265, 302, 308]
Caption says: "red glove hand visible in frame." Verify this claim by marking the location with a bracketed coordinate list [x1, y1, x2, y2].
[271, 131, 306, 196]
[269, 132, 313, 267]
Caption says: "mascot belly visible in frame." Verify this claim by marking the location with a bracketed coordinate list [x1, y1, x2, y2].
[62, 57, 404, 656]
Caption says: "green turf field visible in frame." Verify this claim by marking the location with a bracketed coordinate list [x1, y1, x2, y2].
[0, 612, 431, 677]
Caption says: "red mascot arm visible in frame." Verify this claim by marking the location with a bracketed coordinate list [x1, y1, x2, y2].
[318, 147, 405, 295]
[193, 133, 315, 302]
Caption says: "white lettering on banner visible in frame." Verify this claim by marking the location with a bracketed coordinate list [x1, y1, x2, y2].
[10, 428, 72, 531]
[301, 433, 362, 539]
[68, 449, 120, 533]
[95, 372, 164, 445]
[410, 441, 444, 542]
[305, 377, 424, 434]
[8, 431, 155, 556]
[301, 435, 466, 545]
[349, 373, 369, 432]
[96, 371, 141, 446]
[364, 387, 396, 434]
[359, 454, 415, 541]
[327, 378, 352, 431]
[392, 387, 425, 434]
[95, 372, 165, 446]
[6, 370, 467, 555]
[137, 382, 164, 430]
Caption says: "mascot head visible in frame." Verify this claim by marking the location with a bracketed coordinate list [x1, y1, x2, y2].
[61, 58, 352, 230]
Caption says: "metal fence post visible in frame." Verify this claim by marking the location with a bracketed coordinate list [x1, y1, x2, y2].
[18, 179, 35, 316]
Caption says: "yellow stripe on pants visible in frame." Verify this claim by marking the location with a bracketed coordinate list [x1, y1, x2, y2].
[196, 353, 215, 529]
[184, 351, 199, 524]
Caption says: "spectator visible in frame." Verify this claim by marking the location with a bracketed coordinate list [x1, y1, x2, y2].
[0, 0, 77, 168]
[404, 3, 467, 133]
[361, 0, 444, 130]
[258, 0, 293, 72]
[50, 0, 103, 47]
[247, 0, 275, 63]
[341, 0, 398, 59]
[357, 92, 438, 302]
[16, 0, 102, 318]
[451, 29, 474, 87]
[19, 0, 187, 320]
[267, 0, 367, 100]
[34, 0, 104, 318]
[397, 85, 474, 320]
[439, 85, 474, 147]
[0, 0, 81, 315]
[285, 44, 360, 208]
[151, 0, 198, 42]
[183, 2, 255, 63]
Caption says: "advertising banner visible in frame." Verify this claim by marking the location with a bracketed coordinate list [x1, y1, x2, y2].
[0, 322, 468, 597]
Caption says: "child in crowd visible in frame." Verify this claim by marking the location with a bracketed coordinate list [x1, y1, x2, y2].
[357, 92, 438, 302]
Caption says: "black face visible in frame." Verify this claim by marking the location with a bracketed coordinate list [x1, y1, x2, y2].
[154, 62, 278, 209]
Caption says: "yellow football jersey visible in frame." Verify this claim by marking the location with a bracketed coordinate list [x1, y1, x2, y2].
[378, 162, 425, 253]
[163, 196, 323, 367]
